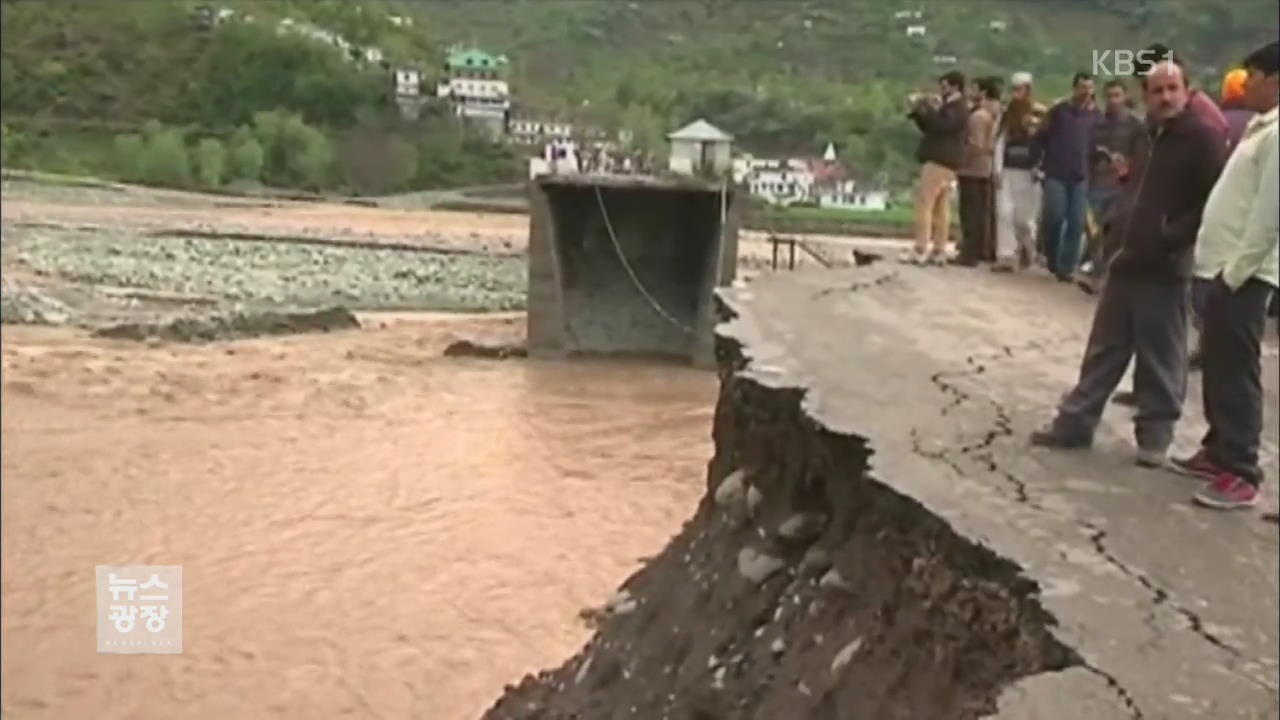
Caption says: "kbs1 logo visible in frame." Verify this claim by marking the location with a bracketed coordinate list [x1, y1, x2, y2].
[1092, 48, 1176, 77]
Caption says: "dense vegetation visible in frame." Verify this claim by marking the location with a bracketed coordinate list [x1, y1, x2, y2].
[2, 0, 1273, 192]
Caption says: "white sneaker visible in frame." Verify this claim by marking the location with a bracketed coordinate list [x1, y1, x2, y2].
[926, 251, 949, 266]
[898, 250, 926, 265]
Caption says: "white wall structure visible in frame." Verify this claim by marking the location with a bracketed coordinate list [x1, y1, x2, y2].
[667, 119, 734, 177]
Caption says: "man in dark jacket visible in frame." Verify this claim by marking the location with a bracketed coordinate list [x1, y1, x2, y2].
[1031, 57, 1227, 467]
[901, 70, 969, 266]
[1036, 72, 1102, 280]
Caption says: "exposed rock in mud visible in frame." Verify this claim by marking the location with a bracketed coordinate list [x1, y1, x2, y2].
[481, 329, 1079, 720]
[443, 339, 528, 359]
[92, 306, 360, 343]
[0, 278, 73, 326]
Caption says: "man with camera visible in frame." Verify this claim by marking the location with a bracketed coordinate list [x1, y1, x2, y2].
[901, 71, 969, 266]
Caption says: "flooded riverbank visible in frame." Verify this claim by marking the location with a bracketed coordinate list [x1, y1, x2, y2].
[0, 315, 716, 718]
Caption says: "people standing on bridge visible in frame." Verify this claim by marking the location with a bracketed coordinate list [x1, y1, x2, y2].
[901, 71, 969, 266]
[1173, 41, 1278, 511]
[1035, 72, 1102, 281]
[956, 77, 1003, 265]
[1030, 57, 1227, 468]
[992, 97, 1043, 272]
[1079, 79, 1146, 291]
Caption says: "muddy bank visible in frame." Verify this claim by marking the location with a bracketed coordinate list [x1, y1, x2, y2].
[482, 325, 1079, 719]
[93, 306, 360, 343]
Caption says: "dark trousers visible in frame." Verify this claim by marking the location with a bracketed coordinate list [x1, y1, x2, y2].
[1086, 187, 1121, 282]
[1199, 277, 1275, 485]
[1054, 277, 1189, 451]
[957, 176, 993, 263]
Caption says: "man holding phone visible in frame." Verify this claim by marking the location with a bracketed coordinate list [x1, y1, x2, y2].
[1081, 79, 1146, 289]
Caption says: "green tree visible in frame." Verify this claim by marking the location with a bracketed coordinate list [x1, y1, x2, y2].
[228, 127, 264, 182]
[139, 127, 190, 187]
[280, 115, 334, 189]
[112, 133, 145, 180]
[194, 137, 226, 188]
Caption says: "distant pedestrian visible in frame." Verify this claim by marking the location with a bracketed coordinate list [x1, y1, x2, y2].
[1175, 41, 1278, 511]
[956, 77, 1002, 265]
[1080, 79, 1145, 289]
[1220, 67, 1257, 153]
[901, 70, 969, 266]
[1035, 72, 1102, 281]
[992, 97, 1043, 272]
[1030, 56, 1227, 468]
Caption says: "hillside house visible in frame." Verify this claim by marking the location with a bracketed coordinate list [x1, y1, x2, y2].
[667, 119, 734, 177]
[906, 24, 927, 37]
[508, 118, 577, 144]
[436, 47, 511, 139]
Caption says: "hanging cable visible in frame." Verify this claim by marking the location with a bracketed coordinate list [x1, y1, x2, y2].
[592, 183, 695, 335]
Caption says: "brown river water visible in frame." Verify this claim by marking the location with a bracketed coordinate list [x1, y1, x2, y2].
[1, 314, 715, 719]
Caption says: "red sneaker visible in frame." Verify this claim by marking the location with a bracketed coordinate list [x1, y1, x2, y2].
[1193, 474, 1260, 510]
[1170, 450, 1222, 481]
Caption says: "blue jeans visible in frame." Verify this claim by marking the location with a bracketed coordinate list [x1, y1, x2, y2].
[1041, 178, 1087, 277]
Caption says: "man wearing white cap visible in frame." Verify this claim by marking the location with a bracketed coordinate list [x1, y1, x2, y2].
[1010, 72, 1034, 103]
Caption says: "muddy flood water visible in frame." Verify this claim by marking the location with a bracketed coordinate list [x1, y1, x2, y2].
[1, 314, 716, 719]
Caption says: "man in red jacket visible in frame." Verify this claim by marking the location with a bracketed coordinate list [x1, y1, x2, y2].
[1031, 57, 1227, 467]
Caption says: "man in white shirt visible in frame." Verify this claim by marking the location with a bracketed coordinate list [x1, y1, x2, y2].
[1172, 41, 1279, 510]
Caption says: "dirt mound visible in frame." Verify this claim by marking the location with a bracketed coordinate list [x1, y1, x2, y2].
[93, 306, 360, 343]
[443, 339, 528, 359]
[482, 336, 1078, 719]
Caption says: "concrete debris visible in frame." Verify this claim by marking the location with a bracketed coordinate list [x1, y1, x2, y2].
[830, 637, 864, 675]
[746, 484, 764, 516]
[777, 513, 826, 543]
[819, 568, 851, 591]
[799, 546, 832, 574]
[737, 547, 786, 584]
[714, 470, 746, 507]
[770, 638, 786, 655]
[606, 590, 638, 616]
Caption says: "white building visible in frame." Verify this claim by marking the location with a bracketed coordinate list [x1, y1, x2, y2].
[748, 165, 814, 205]
[906, 24, 927, 37]
[667, 119, 734, 176]
[508, 118, 576, 144]
[436, 47, 511, 138]
[394, 69, 421, 97]
[989, 19, 1008, 32]
[817, 182, 889, 211]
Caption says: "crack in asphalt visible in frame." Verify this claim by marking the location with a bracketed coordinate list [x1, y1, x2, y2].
[904, 341, 1280, 715]
[1079, 663, 1146, 720]
[811, 269, 900, 299]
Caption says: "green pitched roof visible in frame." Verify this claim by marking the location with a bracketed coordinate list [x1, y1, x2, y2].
[445, 48, 509, 71]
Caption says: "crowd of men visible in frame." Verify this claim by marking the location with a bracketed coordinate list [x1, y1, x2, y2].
[902, 41, 1279, 516]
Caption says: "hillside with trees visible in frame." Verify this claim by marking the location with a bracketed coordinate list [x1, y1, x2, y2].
[2, 0, 1273, 192]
